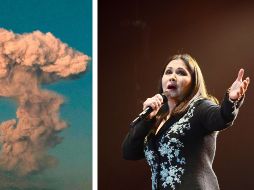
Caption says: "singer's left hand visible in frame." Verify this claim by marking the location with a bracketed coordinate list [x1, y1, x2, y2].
[229, 68, 250, 101]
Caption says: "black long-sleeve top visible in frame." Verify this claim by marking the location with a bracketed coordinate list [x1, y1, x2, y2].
[122, 94, 243, 190]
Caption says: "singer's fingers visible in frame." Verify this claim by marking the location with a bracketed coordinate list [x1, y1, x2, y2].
[155, 94, 164, 103]
[150, 102, 157, 110]
[244, 77, 250, 89]
[239, 86, 244, 96]
[143, 98, 150, 110]
[143, 100, 150, 110]
[143, 93, 166, 112]
[242, 81, 247, 92]
[246, 77, 250, 83]
[152, 97, 162, 109]
[240, 78, 250, 94]
[236, 68, 244, 82]
[154, 95, 163, 106]
[143, 97, 159, 110]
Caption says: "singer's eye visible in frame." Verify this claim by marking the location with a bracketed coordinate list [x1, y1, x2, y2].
[177, 69, 187, 76]
[164, 69, 172, 75]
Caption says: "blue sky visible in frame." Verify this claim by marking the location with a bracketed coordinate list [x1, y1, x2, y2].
[0, 0, 92, 189]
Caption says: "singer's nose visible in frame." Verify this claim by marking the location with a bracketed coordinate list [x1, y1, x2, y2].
[169, 74, 176, 81]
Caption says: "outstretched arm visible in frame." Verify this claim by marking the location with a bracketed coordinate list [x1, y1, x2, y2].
[200, 68, 250, 132]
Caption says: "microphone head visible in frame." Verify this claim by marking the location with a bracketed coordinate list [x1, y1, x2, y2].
[161, 92, 168, 104]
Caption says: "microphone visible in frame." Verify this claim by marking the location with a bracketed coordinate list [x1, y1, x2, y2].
[130, 93, 168, 127]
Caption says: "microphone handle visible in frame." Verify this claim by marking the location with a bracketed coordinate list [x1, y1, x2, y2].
[129, 106, 153, 127]
[138, 106, 153, 119]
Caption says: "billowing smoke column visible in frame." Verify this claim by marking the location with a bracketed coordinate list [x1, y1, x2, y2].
[0, 28, 89, 176]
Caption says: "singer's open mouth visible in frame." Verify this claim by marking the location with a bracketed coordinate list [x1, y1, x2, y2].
[167, 84, 177, 90]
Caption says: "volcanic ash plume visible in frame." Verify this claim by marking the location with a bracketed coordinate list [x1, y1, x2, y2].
[0, 28, 90, 176]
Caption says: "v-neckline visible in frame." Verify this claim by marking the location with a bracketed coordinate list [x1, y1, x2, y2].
[153, 97, 203, 138]
[154, 113, 184, 137]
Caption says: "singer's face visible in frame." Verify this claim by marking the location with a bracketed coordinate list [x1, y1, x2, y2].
[161, 59, 192, 102]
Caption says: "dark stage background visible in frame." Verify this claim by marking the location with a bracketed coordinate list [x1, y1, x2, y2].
[98, 1, 254, 189]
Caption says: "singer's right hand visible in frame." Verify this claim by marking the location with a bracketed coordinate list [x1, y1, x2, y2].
[143, 94, 164, 119]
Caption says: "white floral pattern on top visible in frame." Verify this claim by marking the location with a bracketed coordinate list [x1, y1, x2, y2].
[144, 147, 158, 190]
[144, 98, 201, 190]
[160, 163, 184, 189]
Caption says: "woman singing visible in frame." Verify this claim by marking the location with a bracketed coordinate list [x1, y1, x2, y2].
[122, 54, 250, 190]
